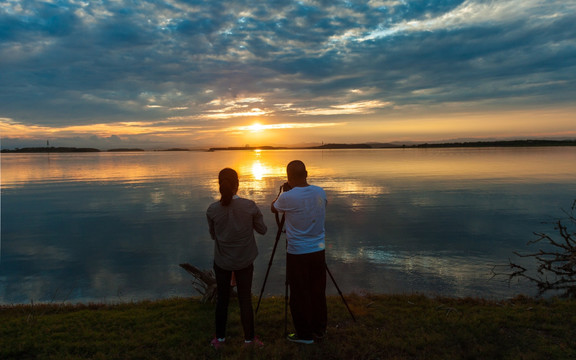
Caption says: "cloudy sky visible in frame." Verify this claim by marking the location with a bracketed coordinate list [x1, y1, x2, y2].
[1, 0, 575, 149]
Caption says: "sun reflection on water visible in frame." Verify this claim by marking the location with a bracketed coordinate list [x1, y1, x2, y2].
[238, 150, 286, 180]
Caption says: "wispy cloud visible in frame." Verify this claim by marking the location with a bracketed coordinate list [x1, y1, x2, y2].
[295, 100, 392, 116]
[204, 108, 269, 119]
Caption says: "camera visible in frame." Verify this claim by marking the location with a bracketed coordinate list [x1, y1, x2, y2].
[281, 182, 292, 192]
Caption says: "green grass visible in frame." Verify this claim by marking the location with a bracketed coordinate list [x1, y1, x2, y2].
[1, 294, 575, 359]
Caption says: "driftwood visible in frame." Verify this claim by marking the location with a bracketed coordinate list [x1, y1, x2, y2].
[491, 200, 576, 298]
[179, 263, 218, 303]
[179, 263, 238, 303]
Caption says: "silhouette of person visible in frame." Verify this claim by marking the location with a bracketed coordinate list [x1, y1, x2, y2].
[207, 168, 267, 348]
[271, 160, 327, 344]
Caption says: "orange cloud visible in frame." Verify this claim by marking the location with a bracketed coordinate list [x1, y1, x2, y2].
[0, 118, 200, 139]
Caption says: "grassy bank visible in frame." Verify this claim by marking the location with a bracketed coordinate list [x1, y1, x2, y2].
[1, 294, 574, 359]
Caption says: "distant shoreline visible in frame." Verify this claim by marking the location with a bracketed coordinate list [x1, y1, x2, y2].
[2, 140, 576, 153]
[208, 139, 576, 151]
[0, 147, 193, 153]
[1, 147, 102, 153]
[411, 139, 576, 148]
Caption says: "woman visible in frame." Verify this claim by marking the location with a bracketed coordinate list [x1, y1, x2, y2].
[206, 168, 267, 348]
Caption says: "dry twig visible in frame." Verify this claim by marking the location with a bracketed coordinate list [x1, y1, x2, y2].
[491, 200, 576, 298]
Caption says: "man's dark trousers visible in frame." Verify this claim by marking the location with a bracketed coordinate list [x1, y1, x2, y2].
[287, 250, 327, 340]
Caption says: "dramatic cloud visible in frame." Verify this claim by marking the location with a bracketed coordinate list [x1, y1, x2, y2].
[1, 0, 575, 148]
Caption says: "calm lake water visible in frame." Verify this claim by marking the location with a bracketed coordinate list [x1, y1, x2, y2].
[1, 147, 575, 304]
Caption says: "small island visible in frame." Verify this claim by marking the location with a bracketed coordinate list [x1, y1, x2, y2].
[1, 147, 146, 153]
[1, 147, 101, 153]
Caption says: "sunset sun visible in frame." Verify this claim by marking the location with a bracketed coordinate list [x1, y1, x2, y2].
[248, 122, 265, 132]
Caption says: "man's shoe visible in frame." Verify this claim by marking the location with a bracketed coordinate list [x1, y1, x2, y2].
[287, 333, 314, 344]
[313, 331, 326, 342]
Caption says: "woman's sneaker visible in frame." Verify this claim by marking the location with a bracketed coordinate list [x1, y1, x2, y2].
[210, 337, 225, 349]
[287, 333, 314, 344]
[244, 336, 264, 348]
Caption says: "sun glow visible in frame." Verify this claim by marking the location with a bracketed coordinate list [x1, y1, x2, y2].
[248, 122, 265, 132]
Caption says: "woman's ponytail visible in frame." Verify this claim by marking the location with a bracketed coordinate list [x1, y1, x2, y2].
[218, 168, 239, 206]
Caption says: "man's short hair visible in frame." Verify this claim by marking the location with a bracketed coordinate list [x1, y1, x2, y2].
[287, 160, 307, 179]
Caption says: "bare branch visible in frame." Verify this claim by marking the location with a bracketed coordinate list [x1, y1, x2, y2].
[492, 200, 576, 298]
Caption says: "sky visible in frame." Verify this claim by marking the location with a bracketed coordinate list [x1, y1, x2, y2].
[1, 0, 575, 149]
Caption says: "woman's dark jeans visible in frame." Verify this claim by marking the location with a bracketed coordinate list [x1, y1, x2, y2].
[213, 263, 255, 341]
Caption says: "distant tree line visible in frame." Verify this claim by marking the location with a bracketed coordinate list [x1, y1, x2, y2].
[1, 147, 147, 153]
[209, 140, 576, 151]
[414, 139, 576, 148]
[1, 147, 100, 153]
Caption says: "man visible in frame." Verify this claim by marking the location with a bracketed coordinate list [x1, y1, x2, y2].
[271, 160, 327, 344]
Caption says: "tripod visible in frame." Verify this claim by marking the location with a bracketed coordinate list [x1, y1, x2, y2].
[255, 190, 356, 334]
[255, 211, 291, 334]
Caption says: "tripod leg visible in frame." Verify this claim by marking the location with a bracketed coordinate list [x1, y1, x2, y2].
[255, 238, 279, 315]
[255, 215, 285, 315]
[284, 276, 289, 337]
[284, 226, 289, 337]
[326, 264, 356, 322]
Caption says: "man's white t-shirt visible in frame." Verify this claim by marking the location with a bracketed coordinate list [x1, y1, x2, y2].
[273, 185, 327, 255]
